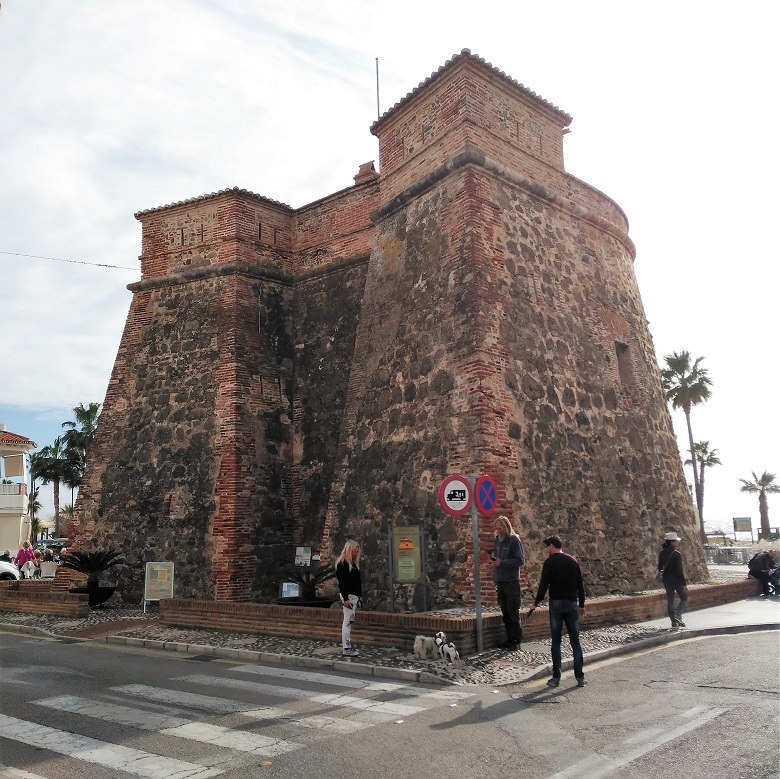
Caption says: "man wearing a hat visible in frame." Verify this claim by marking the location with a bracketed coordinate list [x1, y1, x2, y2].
[658, 531, 688, 628]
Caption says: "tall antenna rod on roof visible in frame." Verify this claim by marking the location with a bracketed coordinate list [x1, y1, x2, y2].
[375, 57, 380, 121]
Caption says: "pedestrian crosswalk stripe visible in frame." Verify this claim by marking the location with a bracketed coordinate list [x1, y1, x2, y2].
[241, 708, 371, 733]
[35, 695, 192, 730]
[161, 723, 298, 756]
[547, 706, 727, 779]
[0, 713, 222, 779]
[227, 664, 475, 701]
[113, 684, 262, 714]
[113, 684, 372, 733]
[33, 696, 300, 757]
[178, 674, 427, 717]
[5, 669, 472, 777]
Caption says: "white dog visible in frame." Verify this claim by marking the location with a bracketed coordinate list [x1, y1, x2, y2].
[442, 642, 460, 664]
[413, 635, 437, 660]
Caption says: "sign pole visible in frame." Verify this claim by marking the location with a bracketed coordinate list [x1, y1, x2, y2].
[470, 474, 483, 653]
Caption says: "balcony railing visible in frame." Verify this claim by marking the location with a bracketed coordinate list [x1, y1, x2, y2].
[0, 483, 27, 496]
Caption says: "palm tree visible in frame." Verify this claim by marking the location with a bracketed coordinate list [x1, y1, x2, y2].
[61, 402, 100, 503]
[60, 548, 124, 607]
[33, 437, 69, 537]
[29, 514, 43, 545]
[27, 485, 42, 523]
[660, 351, 712, 544]
[684, 441, 721, 530]
[739, 471, 780, 539]
[62, 450, 84, 511]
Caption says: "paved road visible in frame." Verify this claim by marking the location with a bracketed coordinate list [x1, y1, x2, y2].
[1, 629, 777, 779]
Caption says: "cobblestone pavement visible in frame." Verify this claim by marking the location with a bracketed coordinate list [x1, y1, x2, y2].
[1, 565, 750, 686]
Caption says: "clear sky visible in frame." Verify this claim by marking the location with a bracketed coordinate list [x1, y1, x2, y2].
[0, 1, 777, 538]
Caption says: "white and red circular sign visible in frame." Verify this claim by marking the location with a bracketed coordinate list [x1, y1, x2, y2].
[438, 474, 472, 516]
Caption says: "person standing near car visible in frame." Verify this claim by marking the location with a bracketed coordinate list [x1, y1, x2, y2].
[658, 531, 688, 627]
[491, 515, 525, 651]
[527, 535, 587, 688]
[14, 541, 35, 577]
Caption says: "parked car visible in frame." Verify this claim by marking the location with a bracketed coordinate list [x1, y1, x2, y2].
[0, 560, 21, 580]
[36, 537, 68, 554]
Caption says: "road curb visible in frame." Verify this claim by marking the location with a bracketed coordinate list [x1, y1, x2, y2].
[102, 634, 428, 684]
[6, 620, 777, 688]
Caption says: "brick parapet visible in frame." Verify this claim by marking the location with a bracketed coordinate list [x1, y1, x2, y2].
[0, 580, 90, 617]
[159, 579, 760, 657]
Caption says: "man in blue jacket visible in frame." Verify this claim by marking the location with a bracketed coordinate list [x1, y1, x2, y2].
[491, 515, 526, 651]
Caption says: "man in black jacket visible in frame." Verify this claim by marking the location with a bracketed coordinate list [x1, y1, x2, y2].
[748, 549, 778, 596]
[528, 535, 586, 688]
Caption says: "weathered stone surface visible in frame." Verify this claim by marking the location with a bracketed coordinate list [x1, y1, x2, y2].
[71, 51, 705, 608]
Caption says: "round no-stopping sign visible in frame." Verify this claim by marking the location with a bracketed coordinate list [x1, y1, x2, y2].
[475, 474, 498, 515]
[438, 474, 472, 516]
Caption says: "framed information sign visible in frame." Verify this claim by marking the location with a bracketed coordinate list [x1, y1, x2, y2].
[143, 561, 174, 613]
[393, 525, 422, 583]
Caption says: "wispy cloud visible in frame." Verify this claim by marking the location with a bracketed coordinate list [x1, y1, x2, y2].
[1, 0, 777, 526]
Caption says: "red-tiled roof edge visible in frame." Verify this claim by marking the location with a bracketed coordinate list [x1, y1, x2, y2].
[0, 430, 37, 446]
[372, 48, 573, 133]
[134, 186, 293, 219]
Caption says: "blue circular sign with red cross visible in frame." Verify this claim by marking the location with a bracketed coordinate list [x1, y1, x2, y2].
[475, 474, 498, 515]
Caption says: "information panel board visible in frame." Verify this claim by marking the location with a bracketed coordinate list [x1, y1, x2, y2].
[733, 517, 752, 533]
[393, 525, 422, 583]
[144, 561, 174, 605]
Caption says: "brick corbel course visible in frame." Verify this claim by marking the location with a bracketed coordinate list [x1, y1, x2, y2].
[160, 579, 760, 656]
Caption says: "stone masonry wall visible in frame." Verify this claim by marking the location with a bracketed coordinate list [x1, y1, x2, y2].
[73, 50, 703, 609]
[290, 259, 369, 549]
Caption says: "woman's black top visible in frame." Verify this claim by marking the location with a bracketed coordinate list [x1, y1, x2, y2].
[336, 560, 362, 599]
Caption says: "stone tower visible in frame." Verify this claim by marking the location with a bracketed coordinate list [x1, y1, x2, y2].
[72, 50, 706, 607]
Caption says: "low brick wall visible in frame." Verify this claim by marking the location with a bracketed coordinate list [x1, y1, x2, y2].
[160, 578, 760, 655]
[0, 579, 90, 617]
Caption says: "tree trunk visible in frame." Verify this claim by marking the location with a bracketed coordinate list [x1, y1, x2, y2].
[684, 407, 706, 544]
[759, 490, 770, 538]
[698, 462, 706, 529]
[53, 478, 61, 537]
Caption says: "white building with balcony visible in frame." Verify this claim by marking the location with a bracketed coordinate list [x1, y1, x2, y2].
[0, 425, 36, 553]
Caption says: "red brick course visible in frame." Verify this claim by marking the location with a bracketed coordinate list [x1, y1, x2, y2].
[159, 579, 759, 656]
[0, 580, 89, 617]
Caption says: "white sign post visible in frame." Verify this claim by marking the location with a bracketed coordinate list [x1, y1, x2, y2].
[438, 474, 484, 652]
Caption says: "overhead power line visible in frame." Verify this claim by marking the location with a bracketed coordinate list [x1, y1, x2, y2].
[0, 251, 137, 271]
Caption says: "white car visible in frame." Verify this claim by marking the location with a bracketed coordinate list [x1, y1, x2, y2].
[0, 560, 21, 580]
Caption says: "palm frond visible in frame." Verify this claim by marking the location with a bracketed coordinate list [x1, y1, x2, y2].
[60, 549, 125, 576]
